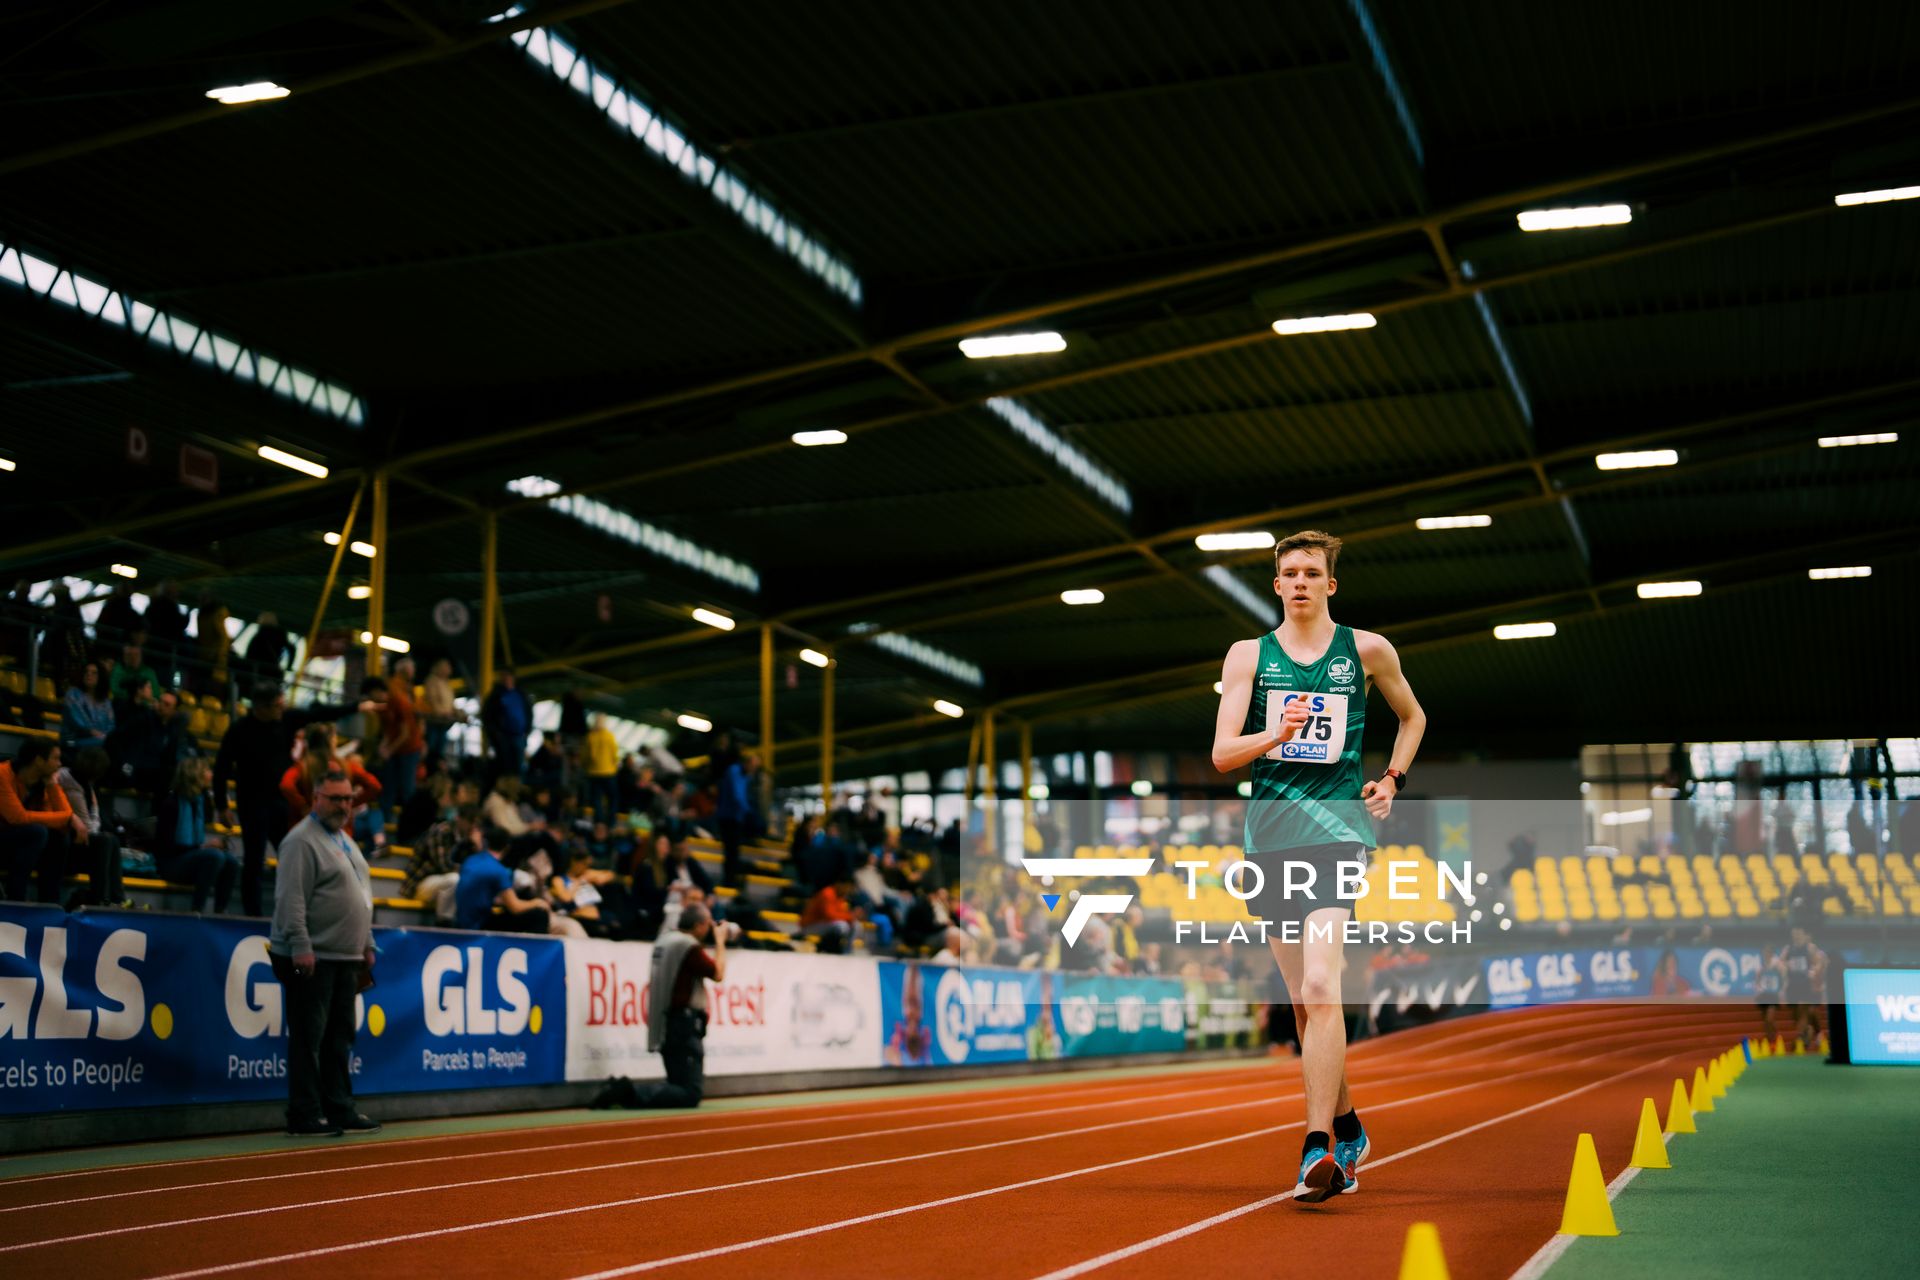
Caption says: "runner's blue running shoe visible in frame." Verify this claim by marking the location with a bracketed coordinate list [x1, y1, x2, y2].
[1335, 1122, 1371, 1194]
[1295, 1142, 1347, 1204]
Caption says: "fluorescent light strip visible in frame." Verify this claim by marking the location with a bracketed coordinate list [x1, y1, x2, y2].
[1130, 780, 1153, 797]
[1834, 186, 1920, 207]
[1060, 589, 1105, 605]
[1817, 432, 1898, 448]
[506, 475, 759, 593]
[1516, 204, 1632, 232]
[798, 648, 830, 668]
[691, 607, 735, 631]
[959, 332, 1066, 359]
[984, 397, 1132, 515]
[1808, 566, 1871, 580]
[1272, 313, 1376, 336]
[933, 699, 965, 719]
[792, 429, 848, 446]
[109, 564, 137, 579]
[322, 533, 378, 558]
[258, 445, 329, 478]
[1636, 580, 1702, 599]
[864, 628, 984, 687]
[493, 7, 860, 306]
[1600, 807, 1654, 826]
[205, 82, 289, 105]
[1194, 531, 1274, 551]
[1202, 565, 1279, 629]
[676, 713, 712, 733]
[0, 457, 15, 472]
[357, 632, 410, 653]
[0, 237, 363, 424]
[1494, 622, 1557, 640]
[1213, 681, 1224, 694]
[1595, 449, 1678, 470]
[1415, 515, 1493, 530]
[347, 585, 372, 600]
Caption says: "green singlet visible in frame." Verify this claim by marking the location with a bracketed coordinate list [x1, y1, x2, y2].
[1240, 624, 1375, 853]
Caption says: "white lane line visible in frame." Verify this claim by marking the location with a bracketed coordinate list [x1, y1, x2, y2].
[1031, 1045, 1711, 1280]
[130, 1019, 1726, 1277]
[1507, 1130, 1674, 1280]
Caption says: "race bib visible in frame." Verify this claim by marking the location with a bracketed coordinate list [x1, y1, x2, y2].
[1266, 690, 1347, 764]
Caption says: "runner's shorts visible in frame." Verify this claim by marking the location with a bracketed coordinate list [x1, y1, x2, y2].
[1242, 842, 1372, 925]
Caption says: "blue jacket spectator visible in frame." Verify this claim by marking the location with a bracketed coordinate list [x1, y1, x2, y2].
[62, 662, 115, 752]
[455, 828, 550, 933]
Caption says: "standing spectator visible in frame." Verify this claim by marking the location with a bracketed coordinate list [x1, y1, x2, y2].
[212, 680, 369, 918]
[94, 581, 143, 650]
[378, 656, 425, 815]
[268, 768, 379, 1137]
[454, 826, 552, 933]
[143, 581, 187, 691]
[584, 714, 621, 822]
[396, 769, 454, 846]
[40, 584, 91, 694]
[559, 688, 589, 747]
[3, 740, 89, 903]
[154, 759, 240, 913]
[401, 804, 479, 923]
[241, 611, 294, 688]
[281, 724, 383, 823]
[715, 750, 761, 885]
[110, 642, 159, 705]
[420, 658, 461, 763]
[56, 745, 125, 908]
[591, 902, 735, 1110]
[192, 595, 232, 697]
[61, 660, 115, 753]
[481, 671, 531, 784]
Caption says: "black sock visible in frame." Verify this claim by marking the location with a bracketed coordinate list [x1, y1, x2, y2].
[1333, 1108, 1362, 1142]
[1304, 1130, 1331, 1159]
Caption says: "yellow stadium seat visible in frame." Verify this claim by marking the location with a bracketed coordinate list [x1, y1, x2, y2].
[1512, 869, 1535, 891]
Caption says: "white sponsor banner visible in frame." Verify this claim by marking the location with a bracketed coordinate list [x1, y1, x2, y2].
[563, 940, 882, 1082]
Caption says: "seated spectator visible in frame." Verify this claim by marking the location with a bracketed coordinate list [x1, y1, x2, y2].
[396, 769, 452, 847]
[930, 926, 969, 965]
[401, 803, 480, 924]
[453, 826, 552, 934]
[551, 848, 618, 937]
[801, 879, 859, 954]
[56, 745, 126, 908]
[503, 837, 585, 939]
[155, 758, 240, 913]
[483, 775, 529, 837]
[901, 884, 952, 953]
[109, 642, 159, 705]
[850, 851, 908, 930]
[61, 660, 115, 753]
[3, 740, 91, 904]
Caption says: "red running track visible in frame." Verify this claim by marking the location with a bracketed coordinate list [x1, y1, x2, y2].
[0, 1003, 1765, 1279]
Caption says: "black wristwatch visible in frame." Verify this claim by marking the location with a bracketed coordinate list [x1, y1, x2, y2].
[1383, 768, 1407, 792]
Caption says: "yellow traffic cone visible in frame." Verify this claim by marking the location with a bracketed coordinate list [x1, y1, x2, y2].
[1666, 1078, 1696, 1134]
[1707, 1057, 1728, 1099]
[1756, 1036, 1770, 1058]
[1774, 1033, 1786, 1055]
[1559, 1133, 1619, 1236]
[1691, 1065, 1715, 1113]
[1631, 1097, 1671, 1169]
[1794, 1037, 1806, 1056]
[1398, 1222, 1450, 1280]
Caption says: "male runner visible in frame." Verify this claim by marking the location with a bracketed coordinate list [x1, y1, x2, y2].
[1212, 530, 1426, 1203]
[1776, 925, 1827, 1046]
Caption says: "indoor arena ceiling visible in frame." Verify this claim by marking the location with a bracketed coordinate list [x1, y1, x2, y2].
[3, 0, 1918, 773]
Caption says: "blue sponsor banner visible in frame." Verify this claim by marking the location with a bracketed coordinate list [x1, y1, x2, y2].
[0, 906, 565, 1114]
[1842, 968, 1920, 1065]
[1058, 974, 1187, 1058]
[878, 960, 1056, 1066]
[1482, 945, 1766, 1009]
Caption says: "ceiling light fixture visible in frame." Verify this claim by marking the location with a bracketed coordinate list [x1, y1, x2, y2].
[959, 332, 1067, 358]
[257, 445, 328, 477]
[1516, 204, 1632, 231]
[1272, 313, 1376, 336]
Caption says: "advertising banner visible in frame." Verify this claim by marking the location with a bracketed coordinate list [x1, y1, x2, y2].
[1057, 973, 1187, 1058]
[1365, 956, 1483, 1034]
[1841, 968, 1920, 1066]
[0, 906, 566, 1114]
[877, 961, 1060, 1066]
[562, 940, 882, 1082]
[1482, 945, 1767, 1010]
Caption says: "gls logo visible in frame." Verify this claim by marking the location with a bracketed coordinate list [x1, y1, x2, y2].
[1876, 994, 1920, 1022]
[226, 938, 366, 1038]
[1328, 657, 1356, 684]
[0, 923, 145, 1040]
[424, 946, 534, 1036]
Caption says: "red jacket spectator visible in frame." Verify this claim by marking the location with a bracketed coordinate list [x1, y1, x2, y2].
[281, 759, 383, 821]
[1, 760, 74, 829]
[380, 674, 425, 758]
[802, 884, 855, 927]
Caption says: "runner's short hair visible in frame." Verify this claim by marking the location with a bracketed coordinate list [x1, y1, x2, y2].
[1274, 529, 1343, 576]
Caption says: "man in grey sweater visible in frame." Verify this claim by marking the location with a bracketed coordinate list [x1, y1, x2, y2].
[269, 768, 378, 1136]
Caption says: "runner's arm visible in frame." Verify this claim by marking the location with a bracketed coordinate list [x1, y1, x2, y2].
[1356, 630, 1426, 777]
[1211, 639, 1296, 772]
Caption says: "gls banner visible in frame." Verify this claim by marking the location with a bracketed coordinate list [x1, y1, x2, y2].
[0, 906, 564, 1114]
[562, 940, 882, 1082]
[1483, 946, 1766, 1009]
